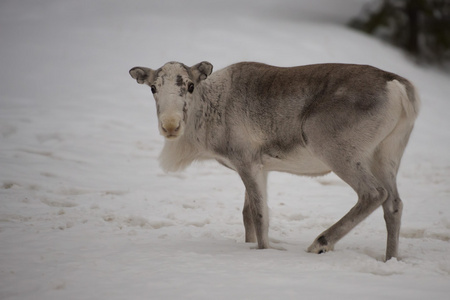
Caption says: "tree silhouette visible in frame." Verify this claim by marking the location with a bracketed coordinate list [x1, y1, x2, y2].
[349, 0, 450, 65]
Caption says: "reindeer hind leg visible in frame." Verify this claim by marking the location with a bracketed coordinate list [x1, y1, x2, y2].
[307, 149, 389, 254]
[372, 122, 413, 260]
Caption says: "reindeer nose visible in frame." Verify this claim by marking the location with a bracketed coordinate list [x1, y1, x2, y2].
[161, 121, 181, 136]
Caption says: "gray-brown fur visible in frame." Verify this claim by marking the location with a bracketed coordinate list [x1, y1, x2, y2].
[129, 61, 419, 261]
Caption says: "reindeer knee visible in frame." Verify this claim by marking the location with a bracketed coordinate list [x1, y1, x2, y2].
[383, 197, 403, 219]
[374, 187, 388, 202]
[358, 187, 388, 208]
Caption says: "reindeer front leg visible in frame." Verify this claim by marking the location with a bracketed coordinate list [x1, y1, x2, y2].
[243, 191, 257, 243]
[238, 164, 269, 249]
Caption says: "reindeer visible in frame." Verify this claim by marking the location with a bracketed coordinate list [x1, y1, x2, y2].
[129, 61, 419, 261]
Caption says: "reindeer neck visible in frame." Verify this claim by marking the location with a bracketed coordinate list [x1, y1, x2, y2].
[185, 79, 224, 149]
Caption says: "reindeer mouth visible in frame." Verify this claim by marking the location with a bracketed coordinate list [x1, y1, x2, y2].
[164, 133, 180, 140]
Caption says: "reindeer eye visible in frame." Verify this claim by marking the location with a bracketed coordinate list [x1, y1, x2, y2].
[150, 85, 157, 94]
[188, 83, 194, 94]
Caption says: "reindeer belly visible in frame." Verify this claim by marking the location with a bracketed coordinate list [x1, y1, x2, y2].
[262, 148, 331, 176]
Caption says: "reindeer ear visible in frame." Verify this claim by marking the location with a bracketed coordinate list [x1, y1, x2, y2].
[191, 61, 213, 83]
[129, 67, 156, 85]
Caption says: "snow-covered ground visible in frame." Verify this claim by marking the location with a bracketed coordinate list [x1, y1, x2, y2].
[1, 0, 449, 299]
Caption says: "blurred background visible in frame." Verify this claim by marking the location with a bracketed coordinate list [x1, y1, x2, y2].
[1, 1, 449, 299]
[350, 0, 450, 65]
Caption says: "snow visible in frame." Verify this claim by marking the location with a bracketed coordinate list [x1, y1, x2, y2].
[1, 0, 449, 299]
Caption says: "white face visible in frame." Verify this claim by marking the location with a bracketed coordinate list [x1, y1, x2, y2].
[151, 63, 196, 140]
[130, 61, 213, 140]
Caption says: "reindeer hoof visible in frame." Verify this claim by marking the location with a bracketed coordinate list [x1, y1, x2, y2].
[307, 236, 334, 254]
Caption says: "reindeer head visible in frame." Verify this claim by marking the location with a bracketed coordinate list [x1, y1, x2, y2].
[129, 61, 213, 140]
